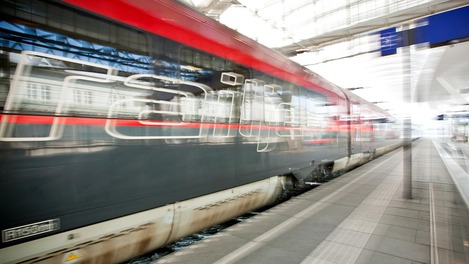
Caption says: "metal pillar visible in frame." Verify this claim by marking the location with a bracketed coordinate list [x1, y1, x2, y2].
[402, 25, 412, 199]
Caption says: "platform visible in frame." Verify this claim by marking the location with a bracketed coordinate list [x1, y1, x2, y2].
[153, 138, 469, 264]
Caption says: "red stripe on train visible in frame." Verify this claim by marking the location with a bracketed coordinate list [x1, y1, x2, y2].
[0, 114, 345, 132]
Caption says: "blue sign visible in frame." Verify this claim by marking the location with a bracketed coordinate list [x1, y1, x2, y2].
[426, 5, 469, 46]
[379, 27, 398, 56]
[378, 5, 469, 56]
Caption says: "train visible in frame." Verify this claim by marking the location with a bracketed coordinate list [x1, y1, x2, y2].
[0, 0, 401, 263]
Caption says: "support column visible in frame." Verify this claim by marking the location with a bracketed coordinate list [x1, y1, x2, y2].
[402, 25, 412, 199]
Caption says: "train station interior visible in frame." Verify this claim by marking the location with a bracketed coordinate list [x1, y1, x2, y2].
[1, 1, 469, 264]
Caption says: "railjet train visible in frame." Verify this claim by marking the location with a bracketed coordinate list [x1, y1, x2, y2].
[0, 0, 401, 263]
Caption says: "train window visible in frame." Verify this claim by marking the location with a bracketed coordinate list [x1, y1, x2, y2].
[0, 0, 156, 119]
[0, 0, 155, 120]
[0, 20, 153, 76]
[1, 0, 149, 57]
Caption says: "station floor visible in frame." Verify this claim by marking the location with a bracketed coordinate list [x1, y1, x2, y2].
[153, 138, 469, 264]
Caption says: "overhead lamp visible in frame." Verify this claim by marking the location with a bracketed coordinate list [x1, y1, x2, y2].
[345, 87, 364, 91]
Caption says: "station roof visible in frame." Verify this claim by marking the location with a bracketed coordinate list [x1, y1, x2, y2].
[178, 0, 469, 123]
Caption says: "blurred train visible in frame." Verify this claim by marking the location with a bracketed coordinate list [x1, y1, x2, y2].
[0, 0, 401, 263]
